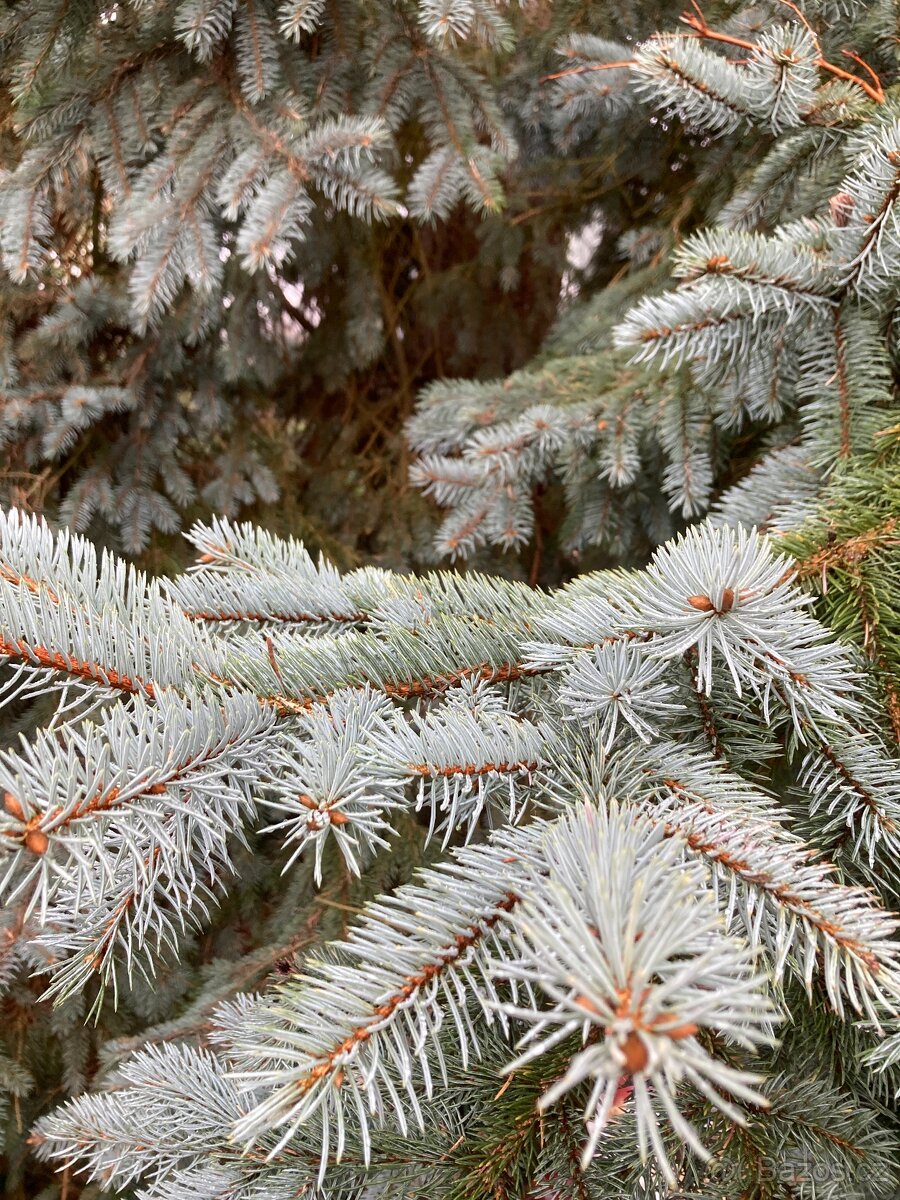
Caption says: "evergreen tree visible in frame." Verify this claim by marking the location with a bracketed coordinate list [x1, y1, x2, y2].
[409, 0, 899, 576]
[0, 0, 699, 561]
[0, 2, 899, 1199]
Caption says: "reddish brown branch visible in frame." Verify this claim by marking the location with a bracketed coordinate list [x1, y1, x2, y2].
[185, 608, 368, 626]
[817, 740, 897, 835]
[0, 564, 60, 603]
[291, 892, 521, 1094]
[0, 636, 154, 698]
[2, 726, 260, 854]
[652, 783, 884, 971]
[680, 5, 884, 104]
[407, 759, 539, 778]
[540, 60, 635, 84]
[672, 821, 881, 971]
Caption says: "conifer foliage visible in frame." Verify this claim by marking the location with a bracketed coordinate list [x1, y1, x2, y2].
[0, 0, 559, 553]
[1, 504, 898, 1198]
[409, 0, 900, 566]
[0, 1, 899, 1199]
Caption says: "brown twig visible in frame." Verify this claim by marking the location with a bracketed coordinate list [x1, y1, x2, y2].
[539, 60, 635, 84]
[780, 519, 899, 585]
[679, 3, 884, 104]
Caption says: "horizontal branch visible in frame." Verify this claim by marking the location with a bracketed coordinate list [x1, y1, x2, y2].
[3, 727, 260, 854]
[407, 759, 539, 778]
[208, 658, 552, 718]
[540, 60, 635, 85]
[185, 608, 369, 626]
[0, 563, 60, 603]
[0, 636, 154, 698]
